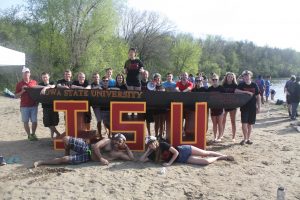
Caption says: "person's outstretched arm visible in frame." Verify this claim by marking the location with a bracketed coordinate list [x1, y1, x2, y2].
[139, 148, 152, 162]
[162, 147, 179, 167]
[92, 138, 111, 165]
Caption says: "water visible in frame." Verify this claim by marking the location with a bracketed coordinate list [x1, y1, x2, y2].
[268, 78, 288, 101]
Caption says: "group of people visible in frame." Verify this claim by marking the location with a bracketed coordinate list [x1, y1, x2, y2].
[34, 134, 234, 168]
[14, 47, 288, 168]
[255, 75, 275, 104]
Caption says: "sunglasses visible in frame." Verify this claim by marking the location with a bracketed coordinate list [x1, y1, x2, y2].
[195, 80, 202, 82]
[212, 79, 218, 81]
[102, 80, 109, 82]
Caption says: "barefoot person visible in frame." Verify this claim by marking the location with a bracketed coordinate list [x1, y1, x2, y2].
[139, 136, 234, 166]
[235, 70, 260, 145]
[34, 133, 134, 167]
[207, 73, 225, 142]
[15, 66, 38, 141]
[222, 72, 238, 142]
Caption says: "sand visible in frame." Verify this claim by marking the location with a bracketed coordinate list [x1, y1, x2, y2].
[0, 96, 299, 200]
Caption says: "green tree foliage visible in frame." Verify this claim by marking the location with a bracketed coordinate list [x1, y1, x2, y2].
[1, 1, 300, 90]
[170, 34, 201, 75]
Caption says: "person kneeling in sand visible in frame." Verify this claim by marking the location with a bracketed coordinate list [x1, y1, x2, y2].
[139, 136, 234, 166]
[34, 133, 134, 167]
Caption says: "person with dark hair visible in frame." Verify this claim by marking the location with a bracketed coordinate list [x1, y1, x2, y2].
[57, 70, 73, 88]
[90, 73, 103, 139]
[35, 72, 61, 139]
[162, 73, 176, 92]
[151, 73, 166, 138]
[15, 67, 38, 141]
[34, 133, 134, 167]
[72, 72, 92, 130]
[115, 73, 127, 90]
[235, 70, 260, 145]
[123, 48, 145, 91]
[222, 72, 238, 142]
[270, 89, 276, 101]
[139, 136, 234, 166]
[202, 75, 209, 89]
[285, 75, 296, 117]
[265, 76, 272, 102]
[188, 74, 195, 85]
[175, 72, 193, 92]
[255, 75, 265, 104]
[105, 68, 116, 88]
[207, 73, 225, 142]
[289, 76, 300, 120]
[191, 77, 207, 92]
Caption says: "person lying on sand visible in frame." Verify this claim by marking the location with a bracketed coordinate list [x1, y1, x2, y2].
[34, 133, 134, 167]
[139, 136, 234, 166]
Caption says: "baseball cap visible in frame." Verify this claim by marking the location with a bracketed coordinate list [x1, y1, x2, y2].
[22, 66, 30, 73]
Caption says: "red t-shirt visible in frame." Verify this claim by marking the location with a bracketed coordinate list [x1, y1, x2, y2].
[15, 80, 38, 107]
[176, 81, 193, 92]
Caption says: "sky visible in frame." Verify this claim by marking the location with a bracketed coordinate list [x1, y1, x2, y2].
[128, 0, 300, 51]
[1, 0, 300, 51]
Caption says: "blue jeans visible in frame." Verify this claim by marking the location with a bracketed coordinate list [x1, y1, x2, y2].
[291, 102, 299, 120]
[20, 106, 38, 123]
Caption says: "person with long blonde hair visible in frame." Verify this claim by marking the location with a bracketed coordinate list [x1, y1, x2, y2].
[222, 72, 238, 142]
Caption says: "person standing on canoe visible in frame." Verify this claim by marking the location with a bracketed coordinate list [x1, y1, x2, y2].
[235, 70, 260, 145]
[123, 48, 145, 91]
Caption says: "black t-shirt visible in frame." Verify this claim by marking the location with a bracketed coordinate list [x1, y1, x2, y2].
[237, 82, 259, 111]
[223, 83, 238, 93]
[124, 59, 144, 83]
[39, 82, 55, 108]
[148, 142, 173, 162]
[57, 79, 73, 88]
[155, 84, 164, 91]
[116, 84, 127, 90]
[141, 80, 148, 91]
[192, 87, 207, 92]
[289, 82, 300, 103]
[72, 80, 89, 88]
[91, 82, 101, 89]
[207, 85, 225, 93]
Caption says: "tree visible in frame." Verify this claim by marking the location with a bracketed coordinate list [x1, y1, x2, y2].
[170, 34, 202, 75]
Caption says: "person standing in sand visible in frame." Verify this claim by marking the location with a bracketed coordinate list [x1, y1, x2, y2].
[235, 70, 261, 145]
[140, 136, 234, 166]
[15, 66, 38, 141]
[35, 72, 61, 139]
[34, 133, 134, 167]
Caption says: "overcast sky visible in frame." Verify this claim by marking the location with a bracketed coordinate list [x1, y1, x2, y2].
[1, 0, 300, 51]
[128, 0, 300, 51]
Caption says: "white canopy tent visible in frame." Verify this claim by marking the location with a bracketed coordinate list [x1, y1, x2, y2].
[0, 46, 25, 66]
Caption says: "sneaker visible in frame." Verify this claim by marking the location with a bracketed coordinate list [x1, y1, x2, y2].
[240, 140, 245, 145]
[246, 140, 253, 145]
[28, 135, 34, 141]
[31, 134, 38, 141]
[0, 156, 6, 166]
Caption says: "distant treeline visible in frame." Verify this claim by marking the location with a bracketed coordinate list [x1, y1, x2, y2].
[1, 0, 299, 89]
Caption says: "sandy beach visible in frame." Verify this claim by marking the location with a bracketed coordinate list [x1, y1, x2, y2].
[0, 96, 299, 200]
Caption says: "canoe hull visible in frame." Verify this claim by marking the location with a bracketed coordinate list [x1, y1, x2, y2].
[26, 88, 251, 109]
